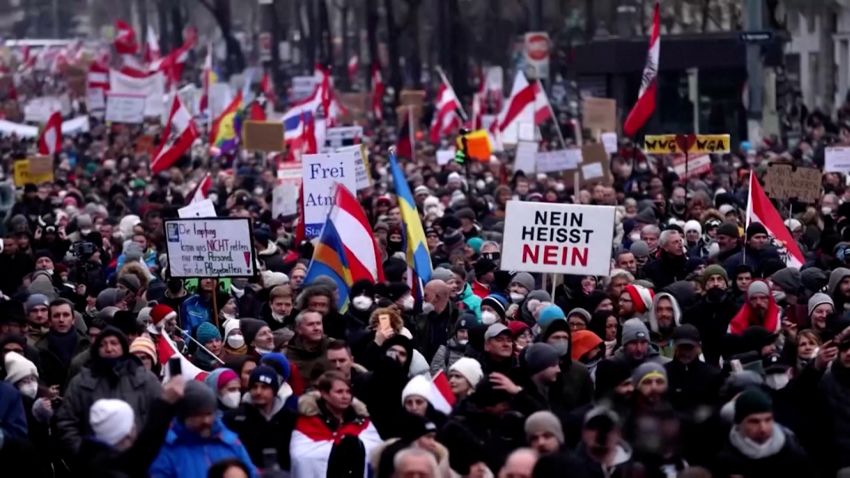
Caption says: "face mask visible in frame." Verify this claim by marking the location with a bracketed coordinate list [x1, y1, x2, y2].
[765, 372, 790, 390]
[146, 323, 162, 336]
[551, 339, 569, 357]
[402, 295, 415, 311]
[45, 268, 54, 276]
[629, 232, 641, 242]
[220, 391, 241, 409]
[475, 179, 486, 190]
[19, 382, 38, 399]
[555, 183, 565, 192]
[457, 339, 468, 346]
[377, 166, 388, 177]
[221, 312, 236, 322]
[271, 312, 286, 322]
[822, 206, 833, 216]
[481, 311, 498, 325]
[352, 296, 373, 311]
[510, 292, 526, 303]
[227, 334, 245, 349]
[422, 302, 435, 315]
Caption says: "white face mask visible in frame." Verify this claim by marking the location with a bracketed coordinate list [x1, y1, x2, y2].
[765, 372, 790, 390]
[629, 232, 641, 242]
[19, 381, 38, 399]
[509, 292, 526, 303]
[551, 339, 570, 357]
[401, 295, 415, 311]
[422, 302, 435, 314]
[457, 339, 468, 346]
[352, 296, 373, 311]
[481, 310, 499, 325]
[822, 206, 833, 216]
[221, 312, 236, 322]
[271, 312, 286, 322]
[220, 390, 241, 409]
[227, 334, 245, 349]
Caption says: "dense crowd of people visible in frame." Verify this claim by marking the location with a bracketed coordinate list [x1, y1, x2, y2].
[2, 79, 850, 478]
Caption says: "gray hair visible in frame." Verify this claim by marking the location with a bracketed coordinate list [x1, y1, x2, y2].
[480, 240, 501, 252]
[603, 269, 634, 289]
[393, 447, 440, 478]
[294, 310, 322, 327]
[658, 229, 680, 248]
[641, 224, 661, 237]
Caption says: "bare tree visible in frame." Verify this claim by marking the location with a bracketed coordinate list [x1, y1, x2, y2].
[196, 0, 245, 78]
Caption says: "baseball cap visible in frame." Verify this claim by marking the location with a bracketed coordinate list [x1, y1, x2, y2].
[484, 323, 511, 341]
[672, 324, 700, 346]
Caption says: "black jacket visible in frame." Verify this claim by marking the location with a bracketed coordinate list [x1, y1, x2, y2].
[664, 358, 724, 413]
[714, 428, 808, 478]
[224, 396, 297, 470]
[682, 293, 738, 366]
[643, 251, 699, 289]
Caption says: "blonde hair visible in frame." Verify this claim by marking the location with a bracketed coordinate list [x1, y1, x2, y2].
[118, 262, 150, 290]
[368, 307, 404, 331]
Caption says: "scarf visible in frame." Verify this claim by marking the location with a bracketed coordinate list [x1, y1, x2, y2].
[47, 329, 78, 366]
[728, 425, 786, 460]
[727, 296, 781, 336]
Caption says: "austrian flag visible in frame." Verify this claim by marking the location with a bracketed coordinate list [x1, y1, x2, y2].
[37, 112, 62, 155]
[745, 172, 805, 268]
[151, 96, 198, 174]
[623, 2, 660, 136]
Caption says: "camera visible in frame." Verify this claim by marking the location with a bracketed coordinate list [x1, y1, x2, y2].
[70, 241, 95, 259]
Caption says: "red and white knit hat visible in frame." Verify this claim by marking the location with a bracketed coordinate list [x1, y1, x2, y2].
[624, 284, 655, 314]
[149, 304, 177, 331]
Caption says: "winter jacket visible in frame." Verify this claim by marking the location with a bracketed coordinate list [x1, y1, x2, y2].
[815, 360, 850, 472]
[179, 294, 215, 335]
[55, 358, 162, 455]
[429, 338, 467, 375]
[683, 292, 738, 366]
[723, 245, 781, 278]
[714, 426, 808, 478]
[34, 329, 90, 391]
[0, 381, 28, 443]
[223, 393, 297, 470]
[643, 251, 699, 289]
[149, 418, 258, 478]
[611, 342, 670, 371]
[456, 283, 482, 319]
[664, 358, 723, 413]
[286, 335, 330, 384]
[412, 303, 458, 363]
[289, 392, 382, 478]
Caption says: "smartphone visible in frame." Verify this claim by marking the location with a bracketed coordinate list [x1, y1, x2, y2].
[168, 357, 182, 377]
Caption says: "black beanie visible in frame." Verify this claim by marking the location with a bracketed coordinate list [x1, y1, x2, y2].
[239, 318, 266, 347]
[594, 359, 632, 400]
[178, 380, 218, 419]
[734, 388, 773, 423]
[746, 222, 768, 241]
[717, 222, 740, 239]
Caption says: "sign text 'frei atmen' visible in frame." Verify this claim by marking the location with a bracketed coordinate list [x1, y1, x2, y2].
[500, 201, 615, 275]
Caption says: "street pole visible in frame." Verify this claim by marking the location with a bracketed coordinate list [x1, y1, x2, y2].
[745, 0, 764, 146]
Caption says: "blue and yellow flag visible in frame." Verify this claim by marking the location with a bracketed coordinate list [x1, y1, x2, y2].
[389, 150, 432, 284]
[304, 217, 352, 312]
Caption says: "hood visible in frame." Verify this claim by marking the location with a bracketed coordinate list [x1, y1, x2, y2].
[728, 424, 787, 460]
[241, 390, 287, 420]
[647, 292, 681, 334]
[258, 241, 280, 257]
[297, 390, 369, 417]
[829, 267, 850, 297]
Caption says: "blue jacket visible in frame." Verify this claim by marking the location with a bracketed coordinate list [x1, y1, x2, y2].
[0, 381, 27, 446]
[180, 294, 211, 336]
[149, 417, 258, 478]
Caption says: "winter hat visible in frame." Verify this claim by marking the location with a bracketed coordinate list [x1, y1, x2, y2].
[239, 318, 266, 347]
[3, 351, 38, 384]
[178, 380, 218, 419]
[801, 267, 828, 293]
[538, 305, 566, 329]
[129, 336, 158, 365]
[248, 365, 281, 394]
[594, 359, 632, 400]
[746, 280, 770, 298]
[524, 343, 561, 375]
[466, 237, 484, 254]
[481, 294, 508, 320]
[431, 267, 455, 283]
[746, 222, 768, 240]
[203, 369, 230, 393]
[526, 290, 552, 303]
[524, 411, 564, 444]
[623, 284, 654, 314]
[96, 288, 126, 310]
[631, 362, 667, 387]
[510, 272, 535, 292]
[474, 258, 498, 278]
[384, 282, 411, 302]
[260, 352, 292, 381]
[566, 308, 592, 326]
[90, 399, 135, 447]
[216, 369, 239, 390]
[196, 322, 222, 345]
[507, 320, 530, 338]
[33, 249, 53, 262]
[630, 240, 650, 259]
[261, 271, 289, 289]
[734, 388, 773, 423]
[401, 375, 434, 405]
[117, 274, 141, 294]
[808, 292, 835, 318]
[570, 330, 603, 361]
[684, 220, 702, 236]
[621, 318, 650, 345]
[150, 304, 177, 326]
[716, 222, 740, 238]
[770, 268, 802, 293]
[76, 213, 93, 233]
[701, 264, 728, 285]
[449, 357, 484, 389]
[24, 293, 49, 314]
[829, 267, 850, 296]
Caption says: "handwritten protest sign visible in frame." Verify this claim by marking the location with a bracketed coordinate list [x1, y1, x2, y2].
[273, 182, 299, 218]
[302, 152, 358, 238]
[164, 218, 255, 278]
[178, 199, 218, 218]
[644, 134, 731, 155]
[825, 147, 850, 174]
[672, 154, 712, 178]
[500, 201, 615, 275]
[105, 93, 145, 124]
[535, 149, 581, 174]
[582, 98, 617, 131]
[324, 126, 363, 151]
[336, 144, 371, 190]
[763, 163, 822, 203]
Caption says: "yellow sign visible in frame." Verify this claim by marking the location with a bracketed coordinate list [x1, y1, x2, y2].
[643, 134, 731, 154]
[13, 159, 54, 187]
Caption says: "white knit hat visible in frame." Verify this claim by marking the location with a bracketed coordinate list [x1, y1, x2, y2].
[401, 375, 433, 406]
[223, 319, 241, 339]
[684, 220, 702, 235]
[90, 399, 135, 447]
[3, 352, 37, 385]
[449, 357, 484, 389]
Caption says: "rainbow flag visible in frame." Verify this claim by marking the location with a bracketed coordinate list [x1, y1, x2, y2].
[209, 91, 242, 154]
[304, 212, 352, 312]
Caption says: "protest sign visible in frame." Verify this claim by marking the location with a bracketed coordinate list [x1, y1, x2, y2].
[302, 151, 358, 238]
[514, 141, 538, 174]
[336, 144, 371, 190]
[500, 201, 615, 275]
[273, 182, 299, 217]
[277, 162, 302, 183]
[242, 121, 283, 152]
[643, 134, 730, 154]
[291, 75, 319, 102]
[671, 154, 711, 178]
[582, 98, 617, 132]
[0, 120, 37, 138]
[178, 199, 218, 219]
[825, 146, 850, 174]
[338, 92, 369, 123]
[13, 159, 54, 186]
[164, 218, 255, 278]
[601, 132, 618, 154]
[208, 83, 233, 120]
[763, 163, 822, 203]
[24, 96, 64, 123]
[105, 93, 145, 124]
[436, 149, 455, 166]
[535, 149, 581, 174]
[86, 88, 106, 111]
[28, 156, 52, 176]
[323, 126, 363, 151]
[579, 143, 613, 185]
[109, 69, 166, 118]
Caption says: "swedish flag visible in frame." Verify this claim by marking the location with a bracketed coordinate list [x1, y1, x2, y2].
[388, 150, 432, 284]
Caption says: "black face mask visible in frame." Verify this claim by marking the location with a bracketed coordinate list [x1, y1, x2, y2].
[705, 287, 725, 303]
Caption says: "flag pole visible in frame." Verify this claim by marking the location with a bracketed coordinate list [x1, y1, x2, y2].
[538, 80, 567, 148]
[436, 66, 469, 122]
[408, 105, 416, 163]
[175, 326, 226, 364]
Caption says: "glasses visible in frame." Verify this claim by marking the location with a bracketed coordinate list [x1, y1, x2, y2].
[482, 252, 501, 261]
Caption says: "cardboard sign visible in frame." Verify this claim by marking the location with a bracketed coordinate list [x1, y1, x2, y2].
[178, 199, 218, 219]
[672, 154, 712, 178]
[109, 69, 166, 118]
[24, 96, 64, 123]
[272, 182, 299, 218]
[302, 152, 358, 238]
[578, 143, 613, 185]
[825, 146, 850, 174]
[436, 149, 455, 166]
[164, 218, 255, 278]
[13, 159, 54, 186]
[242, 121, 283, 152]
[601, 132, 618, 154]
[500, 201, 615, 275]
[105, 93, 145, 124]
[643, 134, 731, 154]
[514, 141, 538, 174]
[536, 149, 581, 174]
[763, 163, 822, 203]
[28, 156, 52, 175]
[582, 98, 617, 132]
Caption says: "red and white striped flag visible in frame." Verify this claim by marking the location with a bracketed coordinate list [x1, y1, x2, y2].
[260, 71, 276, 109]
[498, 72, 550, 133]
[371, 63, 384, 121]
[623, 2, 660, 136]
[114, 20, 139, 55]
[189, 173, 213, 204]
[37, 112, 62, 155]
[151, 96, 198, 174]
[431, 371, 456, 414]
[144, 26, 161, 64]
[347, 55, 359, 83]
[533, 80, 553, 124]
[746, 171, 805, 268]
[157, 332, 209, 381]
[331, 184, 384, 283]
[199, 44, 213, 117]
[429, 81, 461, 143]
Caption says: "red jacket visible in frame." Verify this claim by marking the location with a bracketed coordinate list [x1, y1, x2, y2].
[471, 280, 490, 299]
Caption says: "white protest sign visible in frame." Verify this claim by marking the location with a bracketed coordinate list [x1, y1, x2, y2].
[436, 149, 455, 166]
[209, 83, 233, 120]
[825, 147, 850, 174]
[601, 132, 618, 154]
[302, 152, 358, 238]
[581, 162, 605, 180]
[109, 69, 166, 117]
[164, 218, 256, 278]
[178, 199, 218, 219]
[0, 120, 37, 138]
[323, 126, 363, 151]
[514, 141, 539, 174]
[500, 201, 615, 275]
[86, 88, 106, 111]
[535, 149, 581, 174]
[61, 116, 90, 135]
[24, 96, 64, 123]
[105, 93, 146, 124]
[291, 75, 319, 102]
[273, 182, 299, 217]
[336, 144, 371, 190]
